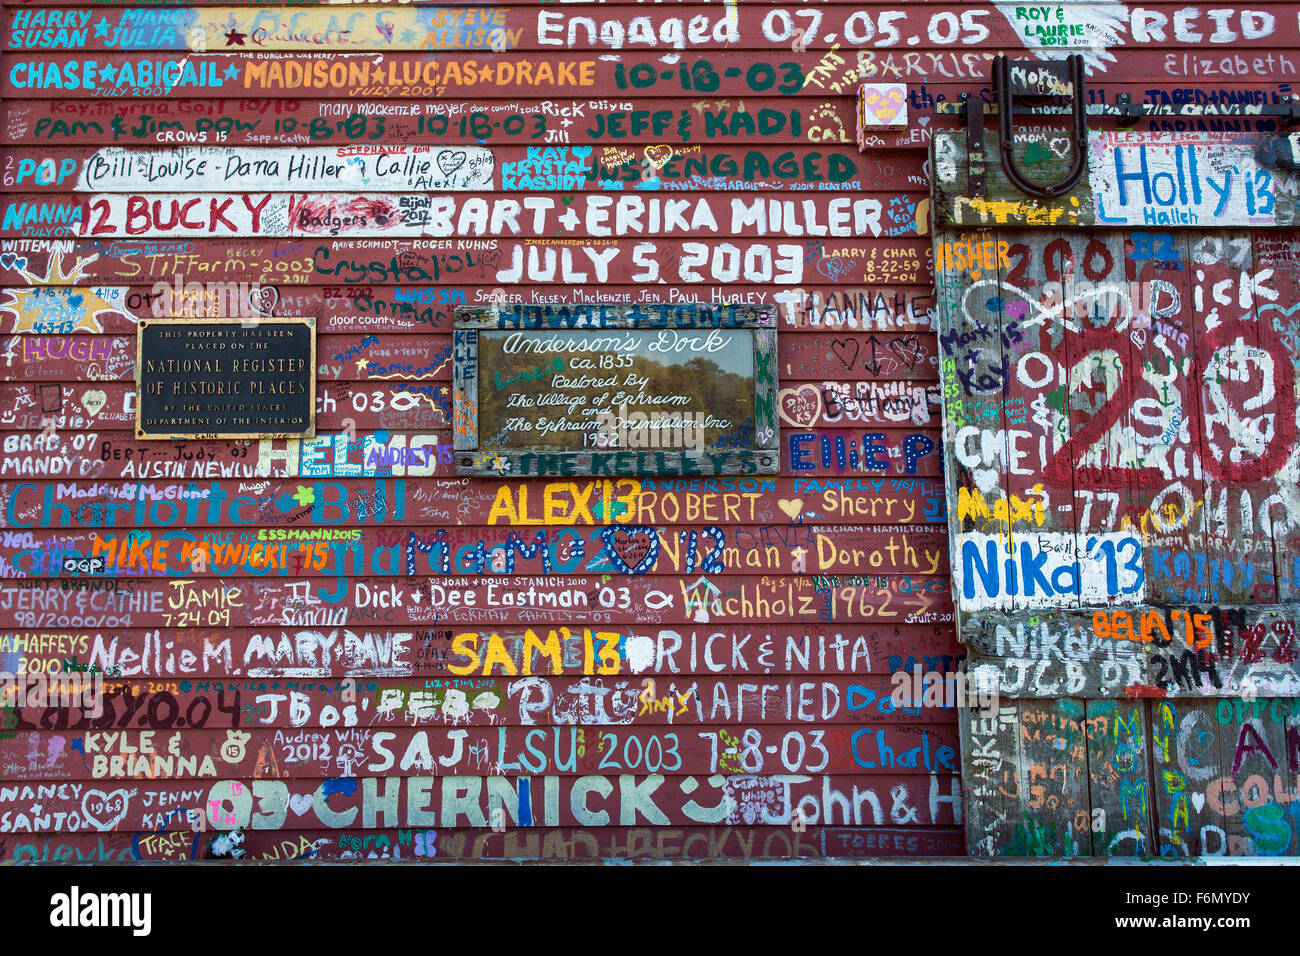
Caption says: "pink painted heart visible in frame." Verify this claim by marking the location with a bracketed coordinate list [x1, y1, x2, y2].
[862, 84, 907, 125]
[867, 88, 905, 121]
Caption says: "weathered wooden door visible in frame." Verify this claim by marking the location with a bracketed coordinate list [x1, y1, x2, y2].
[933, 125, 1300, 856]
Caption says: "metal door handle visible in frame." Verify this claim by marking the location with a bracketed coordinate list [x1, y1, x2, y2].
[995, 54, 1087, 199]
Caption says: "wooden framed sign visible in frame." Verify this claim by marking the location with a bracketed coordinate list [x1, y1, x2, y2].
[136, 318, 317, 440]
[453, 303, 778, 477]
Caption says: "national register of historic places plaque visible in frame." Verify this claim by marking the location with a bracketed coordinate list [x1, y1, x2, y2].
[136, 318, 316, 440]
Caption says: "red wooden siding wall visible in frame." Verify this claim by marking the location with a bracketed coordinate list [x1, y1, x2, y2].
[0, 1, 1295, 861]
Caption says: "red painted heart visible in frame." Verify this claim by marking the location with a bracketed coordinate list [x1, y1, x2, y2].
[601, 527, 660, 575]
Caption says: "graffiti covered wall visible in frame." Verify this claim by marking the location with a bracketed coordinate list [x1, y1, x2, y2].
[0, 0, 1295, 861]
[932, 86, 1300, 850]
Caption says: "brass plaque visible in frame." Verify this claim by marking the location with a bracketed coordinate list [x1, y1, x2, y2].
[136, 318, 316, 440]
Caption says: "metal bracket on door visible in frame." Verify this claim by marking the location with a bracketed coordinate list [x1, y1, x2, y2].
[940, 56, 1300, 198]
[962, 90, 987, 198]
[994, 54, 1087, 199]
[954, 55, 1087, 200]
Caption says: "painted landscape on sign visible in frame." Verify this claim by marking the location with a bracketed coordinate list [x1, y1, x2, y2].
[475, 329, 755, 452]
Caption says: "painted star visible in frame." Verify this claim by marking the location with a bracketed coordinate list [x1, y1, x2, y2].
[692, 100, 710, 113]
[93, 18, 110, 38]
[99, 64, 118, 83]
[400, 29, 417, 43]
[292, 485, 315, 507]
[223, 64, 240, 82]
[355, 359, 369, 373]
[225, 28, 247, 46]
